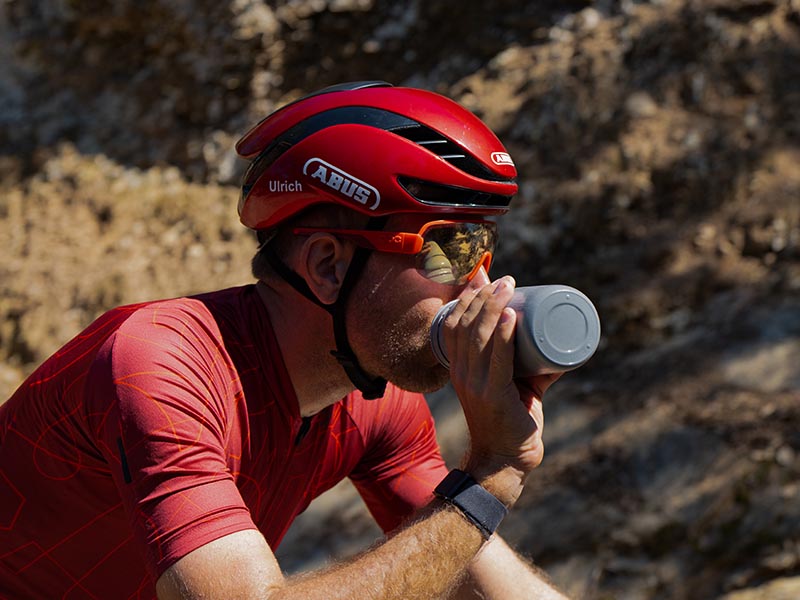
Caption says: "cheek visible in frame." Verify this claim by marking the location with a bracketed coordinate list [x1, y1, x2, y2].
[357, 254, 419, 304]
[373, 267, 448, 324]
[371, 253, 463, 303]
[347, 261, 438, 341]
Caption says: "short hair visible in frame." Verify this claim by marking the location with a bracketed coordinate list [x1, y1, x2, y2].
[251, 204, 368, 282]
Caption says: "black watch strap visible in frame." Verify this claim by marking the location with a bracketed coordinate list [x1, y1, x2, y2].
[434, 469, 508, 539]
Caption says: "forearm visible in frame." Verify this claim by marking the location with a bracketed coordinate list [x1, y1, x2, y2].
[159, 467, 531, 600]
[274, 501, 486, 600]
[452, 536, 569, 600]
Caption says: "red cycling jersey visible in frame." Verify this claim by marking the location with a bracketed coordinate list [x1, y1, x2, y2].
[0, 285, 447, 599]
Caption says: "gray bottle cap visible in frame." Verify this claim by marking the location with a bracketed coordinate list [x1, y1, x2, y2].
[525, 288, 600, 369]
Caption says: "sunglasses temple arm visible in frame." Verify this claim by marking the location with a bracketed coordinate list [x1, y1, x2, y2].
[465, 251, 493, 283]
[292, 228, 423, 254]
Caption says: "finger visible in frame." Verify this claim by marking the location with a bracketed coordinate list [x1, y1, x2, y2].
[468, 279, 515, 366]
[459, 276, 507, 326]
[488, 306, 517, 388]
[458, 277, 518, 377]
[443, 279, 497, 366]
[444, 270, 511, 330]
[446, 275, 516, 387]
[442, 284, 483, 330]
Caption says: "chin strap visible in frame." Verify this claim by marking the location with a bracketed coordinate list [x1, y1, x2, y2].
[262, 218, 388, 400]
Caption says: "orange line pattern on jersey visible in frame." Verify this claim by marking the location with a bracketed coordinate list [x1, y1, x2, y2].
[0, 286, 448, 598]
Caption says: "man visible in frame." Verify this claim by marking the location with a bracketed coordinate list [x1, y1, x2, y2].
[0, 81, 567, 599]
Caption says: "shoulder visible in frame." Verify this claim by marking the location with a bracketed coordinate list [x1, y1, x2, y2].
[86, 295, 250, 449]
[108, 287, 258, 367]
[87, 292, 250, 415]
[111, 285, 257, 339]
[116, 296, 218, 335]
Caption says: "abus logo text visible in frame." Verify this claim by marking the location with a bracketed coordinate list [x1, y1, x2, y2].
[303, 158, 381, 210]
[491, 152, 514, 166]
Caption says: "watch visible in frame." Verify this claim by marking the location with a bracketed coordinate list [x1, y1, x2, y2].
[434, 469, 508, 539]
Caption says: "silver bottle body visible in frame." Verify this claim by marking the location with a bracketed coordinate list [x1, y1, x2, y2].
[430, 285, 601, 377]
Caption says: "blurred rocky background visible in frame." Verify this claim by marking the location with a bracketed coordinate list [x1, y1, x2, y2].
[1, 0, 799, 598]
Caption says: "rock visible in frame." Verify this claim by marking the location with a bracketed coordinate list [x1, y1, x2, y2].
[719, 577, 800, 600]
[2, 2, 800, 599]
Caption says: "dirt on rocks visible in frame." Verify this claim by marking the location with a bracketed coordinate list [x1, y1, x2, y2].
[1, 1, 799, 598]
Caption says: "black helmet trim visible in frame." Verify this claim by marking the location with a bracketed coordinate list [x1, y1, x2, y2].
[398, 177, 514, 209]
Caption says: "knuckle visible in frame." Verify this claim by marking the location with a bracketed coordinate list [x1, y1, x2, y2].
[443, 314, 459, 330]
[477, 285, 495, 300]
[475, 321, 496, 343]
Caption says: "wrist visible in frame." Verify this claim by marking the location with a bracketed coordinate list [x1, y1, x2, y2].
[462, 458, 527, 507]
[434, 469, 509, 539]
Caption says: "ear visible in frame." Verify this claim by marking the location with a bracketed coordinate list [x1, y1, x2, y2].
[296, 233, 354, 305]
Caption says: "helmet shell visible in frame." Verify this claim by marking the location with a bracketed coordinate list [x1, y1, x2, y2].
[236, 83, 518, 230]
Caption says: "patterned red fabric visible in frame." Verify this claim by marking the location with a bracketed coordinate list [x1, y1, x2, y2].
[0, 285, 447, 599]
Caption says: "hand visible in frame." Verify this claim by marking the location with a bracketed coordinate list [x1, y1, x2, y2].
[442, 275, 561, 505]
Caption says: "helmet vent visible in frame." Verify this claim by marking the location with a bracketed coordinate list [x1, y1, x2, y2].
[398, 177, 512, 209]
[390, 124, 511, 183]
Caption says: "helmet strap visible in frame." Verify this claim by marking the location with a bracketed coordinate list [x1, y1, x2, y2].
[263, 244, 329, 312]
[329, 216, 389, 400]
[262, 217, 388, 400]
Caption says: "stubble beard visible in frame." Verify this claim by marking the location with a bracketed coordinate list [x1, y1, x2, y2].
[348, 293, 451, 394]
[378, 319, 451, 393]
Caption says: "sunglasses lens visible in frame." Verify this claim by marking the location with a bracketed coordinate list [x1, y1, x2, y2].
[416, 222, 497, 285]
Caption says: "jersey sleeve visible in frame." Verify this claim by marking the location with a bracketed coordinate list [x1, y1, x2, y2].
[348, 387, 449, 533]
[85, 305, 257, 580]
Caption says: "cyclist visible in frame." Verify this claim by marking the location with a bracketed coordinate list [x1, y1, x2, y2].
[0, 82, 567, 599]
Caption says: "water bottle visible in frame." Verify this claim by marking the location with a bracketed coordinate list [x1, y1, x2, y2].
[430, 285, 601, 377]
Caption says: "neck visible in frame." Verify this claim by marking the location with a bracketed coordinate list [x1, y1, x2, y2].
[256, 281, 355, 417]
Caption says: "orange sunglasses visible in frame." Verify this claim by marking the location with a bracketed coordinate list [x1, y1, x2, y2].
[293, 220, 497, 285]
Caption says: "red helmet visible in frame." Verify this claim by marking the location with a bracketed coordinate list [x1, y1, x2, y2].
[236, 81, 517, 231]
